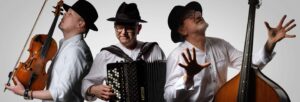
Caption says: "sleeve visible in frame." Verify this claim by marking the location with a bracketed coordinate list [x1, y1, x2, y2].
[164, 51, 199, 102]
[146, 44, 166, 61]
[81, 51, 108, 101]
[224, 40, 243, 69]
[224, 39, 275, 69]
[48, 47, 87, 101]
[252, 46, 276, 68]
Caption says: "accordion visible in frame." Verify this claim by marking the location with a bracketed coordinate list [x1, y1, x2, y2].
[107, 60, 166, 102]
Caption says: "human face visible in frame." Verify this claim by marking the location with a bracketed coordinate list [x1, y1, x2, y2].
[181, 10, 208, 36]
[59, 9, 84, 34]
[114, 22, 140, 49]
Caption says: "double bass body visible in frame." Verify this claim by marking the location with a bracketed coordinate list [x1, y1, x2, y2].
[214, 68, 290, 102]
[214, 0, 290, 102]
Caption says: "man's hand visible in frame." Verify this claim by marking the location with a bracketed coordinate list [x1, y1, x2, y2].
[5, 77, 25, 96]
[90, 84, 115, 101]
[179, 48, 210, 88]
[264, 15, 296, 52]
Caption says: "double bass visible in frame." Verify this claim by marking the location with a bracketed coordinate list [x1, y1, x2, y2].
[214, 0, 290, 102]
[5, 0, 63, 91]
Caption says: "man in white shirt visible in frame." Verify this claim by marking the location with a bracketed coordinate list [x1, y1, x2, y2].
[164, 1, 296, 102]
[81, 2, 165, 101]
[5, 0, 98, 102]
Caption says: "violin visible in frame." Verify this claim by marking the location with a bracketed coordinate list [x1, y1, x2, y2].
[5, 0, 63, 91]
[214, 0, 290, 102]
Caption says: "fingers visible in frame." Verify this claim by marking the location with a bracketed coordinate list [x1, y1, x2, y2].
[181, 53, 189, 64]
[192, 48, 196, 60]
[285, 34, 296, 38]
[100, 95, 110, 101]
[200, 62, 211, 68]
[5, 84, 13, 91]
[102, 85, 112, 90]
[101, 91, 115, 97]
[4, 83, 20, 95]
[101, 85, 114, 94]
[283, 19, 295, 29]
[186, 48, 192, 61]
[101, 93, 113, 101]
[264, 21, 272, 30]
[278, 15, 287, 28]
[286, 24, 296, 32]
[13, 77, 21, 85]
[179, 63, 187, 69]
[99, 85, 115, 100]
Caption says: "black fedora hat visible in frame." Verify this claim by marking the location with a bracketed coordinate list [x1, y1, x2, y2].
[168, 1, 202, 43]
[63, 0, 98, 31]
[107, 2, 147, 23]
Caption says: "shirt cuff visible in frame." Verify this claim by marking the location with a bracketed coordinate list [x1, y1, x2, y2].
[82, 81, 97, 101]
[48, 87, 58, 101]
[260, 47, 276, 64]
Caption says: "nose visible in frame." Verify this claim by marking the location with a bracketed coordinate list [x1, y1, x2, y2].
[119, 28, 128, 36]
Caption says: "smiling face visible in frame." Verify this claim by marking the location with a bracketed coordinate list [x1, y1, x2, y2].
[114, 22, 141, 49]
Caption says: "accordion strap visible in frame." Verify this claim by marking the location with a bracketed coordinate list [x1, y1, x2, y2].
[137, 42, 158, 60]
[101, 42, 158, 62]
[101, 45, 134, 62]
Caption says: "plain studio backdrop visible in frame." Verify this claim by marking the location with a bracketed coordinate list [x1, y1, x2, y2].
[0, 0, 299, 102]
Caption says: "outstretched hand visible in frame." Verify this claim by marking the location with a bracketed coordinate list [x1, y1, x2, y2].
[179, 48, 210, 79]
[264, 15, 296, 44]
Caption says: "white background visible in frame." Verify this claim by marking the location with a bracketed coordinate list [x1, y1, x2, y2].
[0, 0, 299, 102]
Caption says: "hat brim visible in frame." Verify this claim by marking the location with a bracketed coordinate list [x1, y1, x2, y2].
[107, 17, 147, 23]
[63, 4, 71, 12]
[63, 4, 98, 31]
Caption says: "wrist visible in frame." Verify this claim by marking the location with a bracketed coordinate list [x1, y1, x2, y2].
[23, 89, 33, 100]
[184, 74, 194, 89]
[184, 74, 194, 82]
[87, 85, 95, 97]
[266, 39, 276, 53]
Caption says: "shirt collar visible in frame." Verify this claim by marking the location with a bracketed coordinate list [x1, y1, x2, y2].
[59, 34, 82, 48]
[117, 40, 143, 51]
[182, 40, 209, 53]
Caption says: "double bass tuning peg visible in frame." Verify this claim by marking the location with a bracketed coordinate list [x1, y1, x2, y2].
[52, 6, 64, 10]
[51, 11, 64, 15]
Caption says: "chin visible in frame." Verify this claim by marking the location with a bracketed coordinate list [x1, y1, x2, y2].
[58, 23, 64, 30]
[119, 40, 129, 45]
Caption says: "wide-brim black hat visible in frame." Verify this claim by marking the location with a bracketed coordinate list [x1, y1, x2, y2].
[63, 0, 98, 31]
[107, 2, 147, 23]
[168, 1, 203, 43]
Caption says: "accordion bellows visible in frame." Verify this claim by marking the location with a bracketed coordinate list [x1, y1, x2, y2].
[107, 60, 166, 102]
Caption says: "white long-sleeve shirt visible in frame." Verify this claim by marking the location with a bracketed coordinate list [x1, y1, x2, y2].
[45, 35, 93, 102]
[82, 41, 166, 101]
[164, 37, 275, 102]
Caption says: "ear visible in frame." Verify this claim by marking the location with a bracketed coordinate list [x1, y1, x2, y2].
[178, 25, 187, 36]
[78, 20, 86, 28]
[78, 20, 87, 32]
[136, 24, 142, 35]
